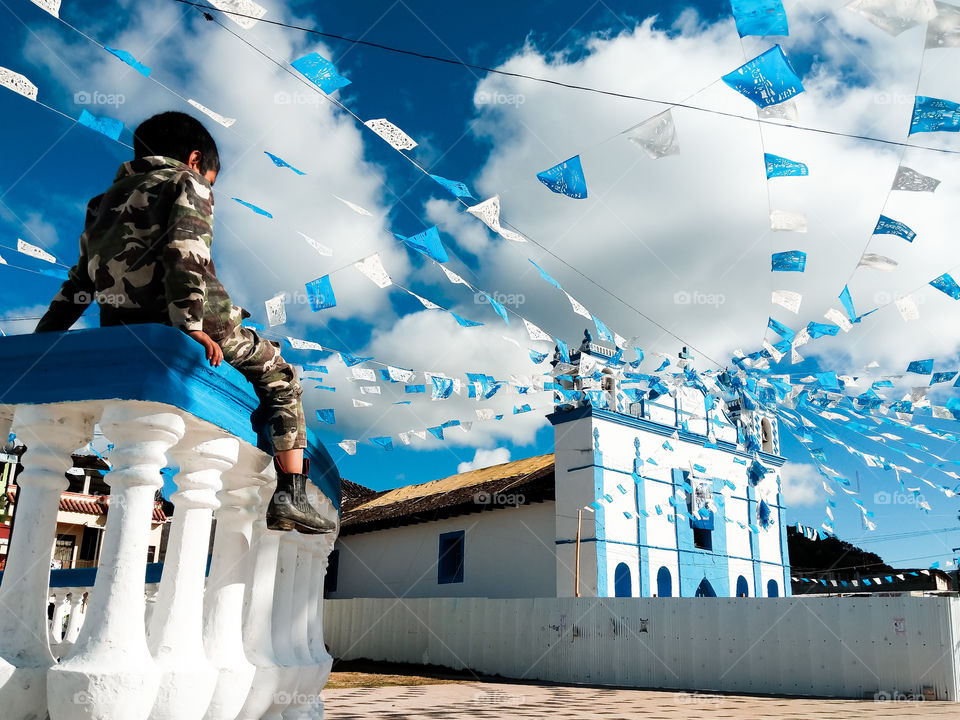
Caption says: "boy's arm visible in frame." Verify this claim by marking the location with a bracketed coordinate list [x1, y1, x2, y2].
[163, 172, 214, 333]
[35, 199, 99, 333]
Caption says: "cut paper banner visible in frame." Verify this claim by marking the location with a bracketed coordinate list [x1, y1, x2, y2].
[353, 254, 392, 288]
[291, 52, 350, 94]
[466, 196, 526, 242]
[529, 259, 563, 291]
[839, 285, 857, 323]
[927, 1, 960, 48]
[731, 0, 789, 37]
[858, 252, 898, 271]
[232, 198, 272, 218]
[315, 409, 335, 424]
[721, 45, 804, 108]
[332, 195, 373, 217]
[78, 109, 123, 141]
[565, 293, 592, 319]
[297, 231, 332, 257]
[265, 151, 306, 175]
[265, 294, 286, 326]
[286, 337, 324, 351]
[407, 290, 441, 310]
[105, 47, 151, 77]
[209, 0, 268, 29]
[523, 318, 553, 342]
[624, 110, 680, 158]
[764, 153, 808, 178]
[397, 225, 448, 263]
[17, 238, 56, 263]
[845, 0, 937, 36]
[907, 358, 933, 374]
[873, 215, 916, 242]
[352, 399, 372, 408]
[0, 67, 38, 101]
[29, 0, 60, 17]
[440, 266, 470, 286]
[930, 272, 960, 299]
[771, 290, 802, 313]
[891, 165, 940, 192]
[430, 175, 473, 199]
[824, 308, 853, 332]
[364, 118, 418, 150]
[369, 437, 393, 451]
[536, 155, 588, 199]
[451, 312, 483, 328]
[770, 209, 807, 232]
[896, 294, 920, 321]
[910, 96, 960, 134]
[771, 250, 807, 272]
[305, 275, 336, 311]
[758, 99, 798, 119]
[338, 439, 357, 455]
[187, 99, 236, 128]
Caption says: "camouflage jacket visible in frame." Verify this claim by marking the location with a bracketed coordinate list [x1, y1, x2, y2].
[35, 155, 244, 340]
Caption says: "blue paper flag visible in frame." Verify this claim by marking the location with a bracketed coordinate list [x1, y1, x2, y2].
[105, 46, 151, 76]
[315, 408, 336, 424]
[771, 250, 806, 272]
[370, 436, 393, 451]
[340, 352, 372, 367]
[513, 404, 532, 414]
[767, 317, 795, 342]
[396, 226, 448, 263]
[427, 426, 444, 440]
[264, 151, 306, 175]
[431, 376, 454, 399]
[764, 153, 807, 178]
[429, 174, 473, 198]
[839, 285, 857, 323]
[721, 45, 804, 108]
[529, 349, 549, 364]
[451, 312, 483, 327]
[536, 155, 588, 199]
[77, 109, 124, 141]
[873, 215, 916, 243]
[806, 321, 839, 338]
[909, 96, 960, 135]
[730, 0, 788, 37]
[592, 315, 614, 344]
[405, 384, 425, 394]
[555, 337, 570, 363]
[907, 359, 934, 375]
[302, 364, 328, 374]
[930, 273, 960, 299]
[291, 52, 351, 94]
[931, 371, 957, 385]
[529, 259, 563, 291]
[232, 198, 273, 218]
[305, 275, 336, 311]
[482, 294, 509, 325]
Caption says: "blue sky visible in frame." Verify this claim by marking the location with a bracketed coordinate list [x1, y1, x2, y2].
[2, 0, 960, 570]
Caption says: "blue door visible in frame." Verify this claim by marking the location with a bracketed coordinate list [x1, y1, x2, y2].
[736, 575, 749, 597]
[767, 579, 779, 597]
[614, 563, 632, 597]
[656, 567, 672, 597]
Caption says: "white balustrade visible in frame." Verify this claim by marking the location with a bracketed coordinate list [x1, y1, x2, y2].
[0, 325, 340, 720]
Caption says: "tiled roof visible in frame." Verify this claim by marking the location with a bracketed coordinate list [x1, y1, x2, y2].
[7, 487, 166, 523]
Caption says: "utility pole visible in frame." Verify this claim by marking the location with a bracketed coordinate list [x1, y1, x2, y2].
[574, 509, 582, 598]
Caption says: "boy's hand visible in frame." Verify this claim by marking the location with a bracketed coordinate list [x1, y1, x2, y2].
[187, 330, 223, 367]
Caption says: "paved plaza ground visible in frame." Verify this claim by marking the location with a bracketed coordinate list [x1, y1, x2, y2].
[322, 664, 955, 719]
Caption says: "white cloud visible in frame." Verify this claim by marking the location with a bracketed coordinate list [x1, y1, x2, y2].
[458, 447, 511, 473]
[781, 463, 824, 508]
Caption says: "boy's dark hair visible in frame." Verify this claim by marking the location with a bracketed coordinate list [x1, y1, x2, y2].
[133, 111, 221, 174]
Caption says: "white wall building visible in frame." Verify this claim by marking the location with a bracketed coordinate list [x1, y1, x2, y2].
[330, 345, 789, 600]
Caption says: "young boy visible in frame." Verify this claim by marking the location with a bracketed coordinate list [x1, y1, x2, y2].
[35, 111, 334, 534]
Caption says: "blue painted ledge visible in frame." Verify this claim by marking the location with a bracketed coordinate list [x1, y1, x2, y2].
[0, 324, 340, 510]
[0, 559, 211, 588]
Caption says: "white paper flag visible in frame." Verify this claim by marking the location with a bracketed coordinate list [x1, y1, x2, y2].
[354, 254, 392, 288]
[332, 194, 373, 217]
[895, 294, 920, 321]
[771, 290, 802, 314]
[352, 399, 373, 408]
[17, 238, 56, 263]
[209, 0, 267, 29]
[793, 327, 811, 348]
[0, 67, 38, 101]
[440, 266, 470, 286]
[891, 165, 941, 192]
[927, 1, 960, 47]
[565, 292, 592, 319]
[187, 99, 236, 128]
[351, 367, 376, 382]
[297, 231, 332, 257]
[523, 318, 553, 342]
[265, 294, 286, 326]
[397, 432, 413, 445]
[364, 118, 417, 150]
[858, 253, 898, 271]
[359, 385, 381, 395]
[286, 336, 324, 351]
[624, 110, 680, 159]
[758, 99, 798, 120]
[466, 195, 527, 242]
[791, 348, 803, 364]
[770, 210, 807, 232]
[0, 253, 6, 265]
[338, 439, 357, 455]
[613, 332, 629, 349]
[411, 429, 427, 441]
[762, 340, 784, 362]
[845, 0, 937, 36]
[407, 290, 441, 310]
[476, 408, 497, 421]
[30, 0, 60, 17]
[824, 308, 853, 332]
[388, 366, 414, 382]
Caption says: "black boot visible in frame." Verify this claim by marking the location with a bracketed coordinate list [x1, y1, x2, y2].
[266, 458, 337, 534]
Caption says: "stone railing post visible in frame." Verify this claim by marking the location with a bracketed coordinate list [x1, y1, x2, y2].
[299, 533, 336, 720]
[281, 534, 316, 719]
[48, 401, 185, 720]
[261, 532, 301, 719]
[0, 404, 95, 720]
[49, 589, 71, 658]
[202, 445, 261, 720]
[148, 431, 239, 720]
[62, 588, 87, 646]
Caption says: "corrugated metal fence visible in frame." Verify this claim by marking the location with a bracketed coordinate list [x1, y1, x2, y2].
[325, 596, 960, 700]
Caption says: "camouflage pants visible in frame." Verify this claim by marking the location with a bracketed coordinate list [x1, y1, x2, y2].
[220, 325, 306, 452]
